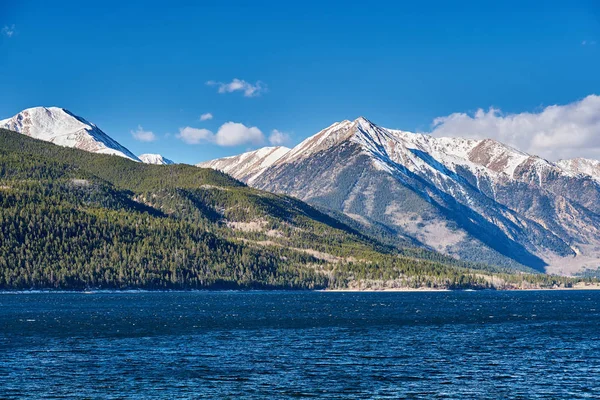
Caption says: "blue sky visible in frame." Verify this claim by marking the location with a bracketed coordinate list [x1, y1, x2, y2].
[1, 0, 599, 163]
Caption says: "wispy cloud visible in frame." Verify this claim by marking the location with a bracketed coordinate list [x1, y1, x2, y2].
[177, 122, 265, 146]
[2, 25, 15, 38]
[131, 125, 157, 142]
[206, 78, 266, 97]
[199, 112, 213, 121]
[582, 40, 597, 46]
[269, 129, 291, 146]
[429, 94, 600, 161]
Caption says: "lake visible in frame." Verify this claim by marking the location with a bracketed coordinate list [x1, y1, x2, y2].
[1, 290, 599, 399]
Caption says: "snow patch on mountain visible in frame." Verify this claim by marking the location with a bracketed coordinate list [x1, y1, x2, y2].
[197, 146, 290, 184]
[139, 154, 175, 165]
[557, 158, 600, 182]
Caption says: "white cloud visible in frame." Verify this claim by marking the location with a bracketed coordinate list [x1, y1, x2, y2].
[269, 129, 291, 146]
[215, 122, 264, 146]
[206, 78, 266, 97]
[200, 112, 213, 121]
[2, 25, 15, 38]
[429, 94, 600, 161]
[177, 127, 214, 144]
[131, 125, 157, 142]
[177, 122, 265, 146]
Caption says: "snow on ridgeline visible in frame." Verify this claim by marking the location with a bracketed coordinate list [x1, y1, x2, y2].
[196, 146, 290, 184]
[199, 116, 597, 187]
[0, 106, 140, 161]
[557, 158, 600, 182]
[138, 153, 175, 165]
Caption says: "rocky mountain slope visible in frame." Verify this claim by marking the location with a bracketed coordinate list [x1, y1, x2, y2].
[139, 153, 175, 165]
[0, 107, 140, 161]
[199, 117, 600, 275]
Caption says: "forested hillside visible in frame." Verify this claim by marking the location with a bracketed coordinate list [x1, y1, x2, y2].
[0, 128, 591, 290]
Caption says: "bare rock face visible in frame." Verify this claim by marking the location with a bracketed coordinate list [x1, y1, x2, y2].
[202, 117, 600, 274]
[0, 107, 140, 161]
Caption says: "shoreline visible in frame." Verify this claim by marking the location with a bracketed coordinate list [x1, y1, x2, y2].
[2, 284, 600, 294]
[319, 288, 451, 292]
[321, 283, 600, 292]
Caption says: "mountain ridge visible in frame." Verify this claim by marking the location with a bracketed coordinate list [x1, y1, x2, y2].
[0, 106, 140, 161]
[200, 117, 600, 275]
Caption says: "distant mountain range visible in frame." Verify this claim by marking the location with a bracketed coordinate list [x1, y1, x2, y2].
[5, 123, 559, 291]
[199, 117, 600, 274]
[3, 107, 599, 276]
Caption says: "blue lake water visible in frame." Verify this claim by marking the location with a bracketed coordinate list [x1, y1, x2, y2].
[1, 290, 599, 399]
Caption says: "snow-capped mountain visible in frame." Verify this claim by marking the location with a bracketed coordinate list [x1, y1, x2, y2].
[200, 117, 600, 274]
[139, 153, 175, 165]
[557, 158, 600, 182]
[197, 146, 290, 184]
[0, 107, 140, 161]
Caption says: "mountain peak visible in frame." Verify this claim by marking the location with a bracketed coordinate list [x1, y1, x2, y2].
[0, 106, 140, 161]
[354, 116, 375, 126]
